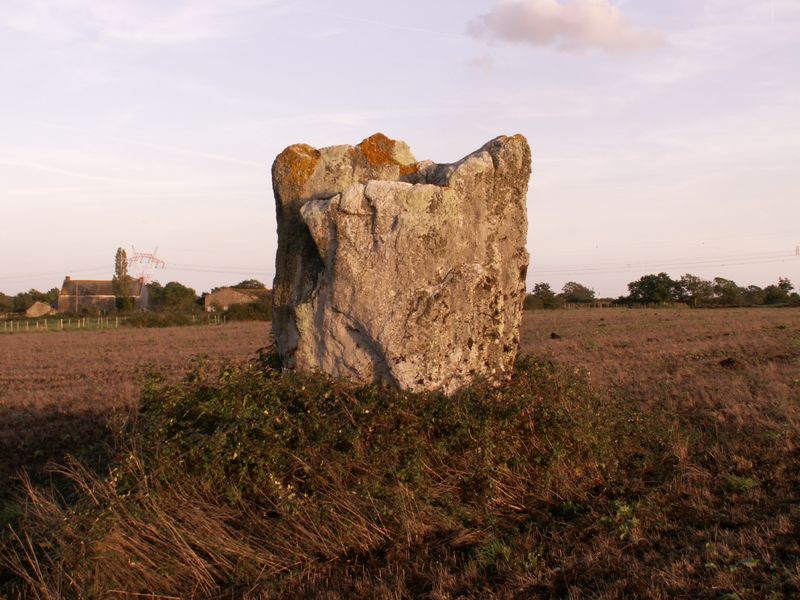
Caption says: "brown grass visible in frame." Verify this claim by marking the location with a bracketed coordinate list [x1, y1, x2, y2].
[518, 307, 800, 598]
[0, 323, 269, 506]
[2, 309, 799, 598]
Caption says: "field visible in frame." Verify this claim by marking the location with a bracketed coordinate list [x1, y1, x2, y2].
[520, 307, 800, 414]
[1, 308, 799, 597]
[0, 323, 270, 511]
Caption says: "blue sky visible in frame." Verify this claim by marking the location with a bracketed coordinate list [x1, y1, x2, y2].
[1, 0, 798, 297]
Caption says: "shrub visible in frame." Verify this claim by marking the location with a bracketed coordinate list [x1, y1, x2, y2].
[1, 353, 668, 598]
[224, 295, 272, 321]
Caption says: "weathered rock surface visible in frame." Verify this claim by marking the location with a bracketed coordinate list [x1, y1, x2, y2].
[271, 133, 531, 395]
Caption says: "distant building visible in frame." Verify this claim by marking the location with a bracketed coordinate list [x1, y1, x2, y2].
[25, 301, 55, 318]
[204, 287, 270, 312]
[57, 277, 148, 313]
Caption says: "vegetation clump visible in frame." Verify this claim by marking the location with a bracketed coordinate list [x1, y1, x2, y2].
[2, 353, 669, 598]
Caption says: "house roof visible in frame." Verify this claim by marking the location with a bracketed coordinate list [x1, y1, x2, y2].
[60, 277, 145, 297]
[206, 287, 271, 299]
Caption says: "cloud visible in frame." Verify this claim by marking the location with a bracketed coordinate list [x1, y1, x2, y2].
[465, 55, 496, 74]
[468, 0, 662, 54]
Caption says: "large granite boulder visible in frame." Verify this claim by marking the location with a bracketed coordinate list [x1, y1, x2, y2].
[271, 133, 531, 395]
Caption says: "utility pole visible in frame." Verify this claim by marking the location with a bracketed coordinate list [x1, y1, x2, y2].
[128, 246, 166, 283]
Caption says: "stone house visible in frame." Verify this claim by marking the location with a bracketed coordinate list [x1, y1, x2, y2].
[25, 301, 55, 318]
[204, 287, 270, 312]
[57, 276, 148, 313]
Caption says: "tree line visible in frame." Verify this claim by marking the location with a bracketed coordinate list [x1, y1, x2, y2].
[525, 274, 799, 309]
[0, 279, 271, 314]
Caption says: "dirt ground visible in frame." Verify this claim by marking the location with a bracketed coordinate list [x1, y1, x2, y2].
[0, 322, 270, 502]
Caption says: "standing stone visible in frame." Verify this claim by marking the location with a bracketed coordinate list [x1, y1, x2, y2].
[271, 133, 531, 395]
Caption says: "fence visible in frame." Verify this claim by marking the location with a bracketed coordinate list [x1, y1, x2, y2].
[0, 314, 228, 335]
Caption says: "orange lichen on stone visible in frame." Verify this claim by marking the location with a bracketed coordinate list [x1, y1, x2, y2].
[399, 162, 419, 177]
[272, 143, 321, 199]
[357, 133, 397, 166]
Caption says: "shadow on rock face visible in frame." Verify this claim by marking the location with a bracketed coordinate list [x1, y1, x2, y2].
[271, 133, 532, 395]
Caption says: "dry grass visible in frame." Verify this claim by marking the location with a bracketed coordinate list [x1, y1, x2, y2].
[0, 323, 269, 510]
[519, 307, 800, 403]
[1, 309, 799, 598]
[518, 307, 800, 598]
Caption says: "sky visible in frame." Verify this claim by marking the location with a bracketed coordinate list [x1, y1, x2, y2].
[1, 0, 798, 298]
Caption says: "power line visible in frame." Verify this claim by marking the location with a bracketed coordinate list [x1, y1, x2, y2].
[0, 266, 108, 282]
[531, 249, 790, 272]
[2, 248, 795, 286]
[532, 255, 798, 276]
[0, 263, 274, 283]
[166, 263, 273, 277]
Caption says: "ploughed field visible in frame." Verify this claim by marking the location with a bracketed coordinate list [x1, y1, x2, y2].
[521, 307, 800, 417]
[1, 309, 799, 597]
[0, 322, 270, 507]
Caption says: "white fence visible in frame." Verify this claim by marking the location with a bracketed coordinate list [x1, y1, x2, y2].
[0, 314, 227, 334]
[1, 317, 120, 334]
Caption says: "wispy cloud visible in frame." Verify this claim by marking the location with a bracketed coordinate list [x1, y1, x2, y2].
[468, 0, 663, 54]
[0, 0, 282, 45]
[0, 158, 138, 184]
[30, 120, 264, 168]
[465, 55, 496, 74]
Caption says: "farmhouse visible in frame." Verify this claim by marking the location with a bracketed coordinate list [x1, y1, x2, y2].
[204, 287, 270, 312]
[57, 276, 148, 313]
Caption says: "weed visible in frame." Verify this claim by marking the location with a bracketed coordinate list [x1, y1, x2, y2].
[723, 474, 758, 494]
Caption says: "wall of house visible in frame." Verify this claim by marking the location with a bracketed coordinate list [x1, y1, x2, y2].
[57, 295, 118, 313]
[204, 288, 256, 312]
[135, 285, 149, 311]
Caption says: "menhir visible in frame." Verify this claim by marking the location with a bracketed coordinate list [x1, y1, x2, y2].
[271, 133, 531, 395]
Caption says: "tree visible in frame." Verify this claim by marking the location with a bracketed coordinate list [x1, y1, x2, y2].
[560, 281, 595, 304]
[524, 282, 564, 310]
[742, 285, 766, 305]
[10, 288, 59, 313]
[712, 277, 743, 306]
[113, 247, 133, 311]
[12, 291, 34, 312]
[147, 281, 197, 310]
[0, 292, 12, 312]
[233, 279, 267, 289]
[763, 278, 794, 305]
[677, 274, 713, 307]
[626, 273, 679, 304]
